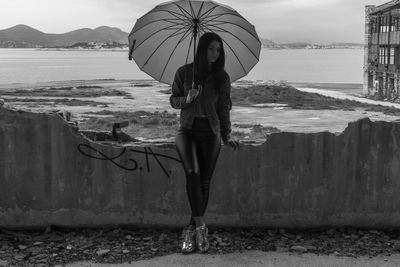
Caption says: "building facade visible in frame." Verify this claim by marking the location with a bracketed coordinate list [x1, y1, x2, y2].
[364, 0, 400, 101]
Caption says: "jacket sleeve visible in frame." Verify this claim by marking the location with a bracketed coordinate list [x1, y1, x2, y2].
[169, 66, 189, 109]
[217, 74, 232, 142]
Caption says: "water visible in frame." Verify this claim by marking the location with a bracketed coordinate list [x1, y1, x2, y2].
[0, 48, 364, 85]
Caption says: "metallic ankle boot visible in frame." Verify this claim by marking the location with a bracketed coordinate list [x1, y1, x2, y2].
[181, 226, 196, 254]
[195, 224, 209, 253]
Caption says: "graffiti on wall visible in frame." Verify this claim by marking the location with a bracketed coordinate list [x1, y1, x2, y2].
[77, 144, 181, 178]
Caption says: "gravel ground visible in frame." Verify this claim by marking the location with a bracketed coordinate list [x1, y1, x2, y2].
[1, 226, 400, 266]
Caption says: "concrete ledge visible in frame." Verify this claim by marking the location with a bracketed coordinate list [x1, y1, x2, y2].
[1, 108, 400, 228]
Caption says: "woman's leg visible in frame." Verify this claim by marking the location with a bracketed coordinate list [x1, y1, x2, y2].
[175, 131, 203, 221]
[197, 133, 221, 216]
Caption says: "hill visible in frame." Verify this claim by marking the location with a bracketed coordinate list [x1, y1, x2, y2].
[260, 38, 281, 49]
[0, 25, 129, 48]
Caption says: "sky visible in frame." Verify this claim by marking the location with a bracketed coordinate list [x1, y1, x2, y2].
[0, 0, 389, 44]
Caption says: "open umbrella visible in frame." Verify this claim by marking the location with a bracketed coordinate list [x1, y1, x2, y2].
[128, 0, 261, 85]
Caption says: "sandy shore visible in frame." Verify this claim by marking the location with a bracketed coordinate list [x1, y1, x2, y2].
[1, 79, 399, 141]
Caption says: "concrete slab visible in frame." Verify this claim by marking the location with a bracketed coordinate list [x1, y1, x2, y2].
[63, 251, 400, 267]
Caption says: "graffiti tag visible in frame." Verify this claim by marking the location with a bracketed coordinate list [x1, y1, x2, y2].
[77, 144, 180, 178]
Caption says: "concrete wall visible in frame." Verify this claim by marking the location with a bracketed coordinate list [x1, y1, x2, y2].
[1, 108, 400, 228]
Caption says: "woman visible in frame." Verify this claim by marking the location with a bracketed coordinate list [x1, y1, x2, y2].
[170, 32, 239, 253]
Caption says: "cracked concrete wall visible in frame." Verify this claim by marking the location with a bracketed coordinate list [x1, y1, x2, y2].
[1, 108, 400, 228]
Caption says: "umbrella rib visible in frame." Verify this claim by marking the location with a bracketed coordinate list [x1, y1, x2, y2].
[201, 24, 247, 75]
[129, 17, 188, 36]
[143, 9, 188, 21]
[188, 1, 196, 19]
[142, 26, 192, 69]
[160, 27, 193, 81]
[157, 9, 189, 20]
[204, 20, 261, 44]
[201, 12, 245, 23]
[133, 24, 189, 52]
[199, 5, 218, 20]
[196, 1, 205, 18]
[173, 3, 194, 20]
[203, 23, 259, 60]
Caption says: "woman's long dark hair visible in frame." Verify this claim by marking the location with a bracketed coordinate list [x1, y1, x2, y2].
[193, 32, 226, 88]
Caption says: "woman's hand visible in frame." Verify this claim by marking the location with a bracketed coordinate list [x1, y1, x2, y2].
[186, 89, 199, 103]
[223, 138, 240, 150]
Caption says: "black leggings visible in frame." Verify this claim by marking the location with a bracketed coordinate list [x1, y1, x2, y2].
[175, 117, 221, 223]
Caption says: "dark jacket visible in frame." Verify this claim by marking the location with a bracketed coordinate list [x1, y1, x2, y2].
[169, 63, 232, 142]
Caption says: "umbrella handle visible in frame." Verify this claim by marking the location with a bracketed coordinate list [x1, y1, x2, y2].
[197, 84, 202, 97]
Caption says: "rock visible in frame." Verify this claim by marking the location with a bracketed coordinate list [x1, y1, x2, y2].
[369, 230, 381, 235]
[96, 249, 110, 256]
[296, 234, 303, 240]
[326, 229, 337, 236]
[18, 245, 27, 250]
[0, 260, 9, 267]
[215, 236, 223, 243]
[267, 230, 275, 236]
[304, 245, 317, 251]
[14, 254, 24, 260]
[31, 253, 47, 260]
[158, 233, 167, 242]
[290, 245, 308, 253]
[27, 247, 42, 254]
[219, 242, 229, 247]
[361, 235, 370, 240]
[33, 241, 43, 246]
[44, 226, 52, 234]
[350, 234, 358, 239]
[122, 249, 130, 254]
[275, 246, 289, 252]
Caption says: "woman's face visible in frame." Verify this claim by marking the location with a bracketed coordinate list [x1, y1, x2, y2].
[207, 40, 221, 64]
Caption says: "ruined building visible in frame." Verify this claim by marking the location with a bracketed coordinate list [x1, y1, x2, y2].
[364, 0, 400, 101]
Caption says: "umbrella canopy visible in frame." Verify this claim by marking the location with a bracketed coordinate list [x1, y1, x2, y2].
[128, 0, 261, 85]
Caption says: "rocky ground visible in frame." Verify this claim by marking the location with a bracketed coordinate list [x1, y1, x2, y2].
[1, 226, 400, 266]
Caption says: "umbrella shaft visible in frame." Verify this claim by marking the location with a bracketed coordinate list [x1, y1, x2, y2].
[192, 28, 197, 89]
[192, 17, 200, 89]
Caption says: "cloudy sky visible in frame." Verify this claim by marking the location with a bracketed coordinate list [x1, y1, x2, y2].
[0, 0, 388, 44]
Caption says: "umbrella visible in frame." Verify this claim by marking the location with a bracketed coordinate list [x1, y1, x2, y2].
[128, 0, 261, 85]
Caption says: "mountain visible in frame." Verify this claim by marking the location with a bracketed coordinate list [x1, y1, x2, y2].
[260, 38, 281, 49]
[0, 25, 129, 48]
[0, 25, 50, 47]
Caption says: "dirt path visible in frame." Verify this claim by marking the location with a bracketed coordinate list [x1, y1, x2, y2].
[66, 251, 400, 267]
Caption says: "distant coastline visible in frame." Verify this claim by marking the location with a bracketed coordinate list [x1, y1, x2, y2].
[0, 45, 363, 50]
[0, 24, 363, 50]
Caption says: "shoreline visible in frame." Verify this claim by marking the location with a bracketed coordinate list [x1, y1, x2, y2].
[1, 79, 396, 141]
[0, 79, 363, 90]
